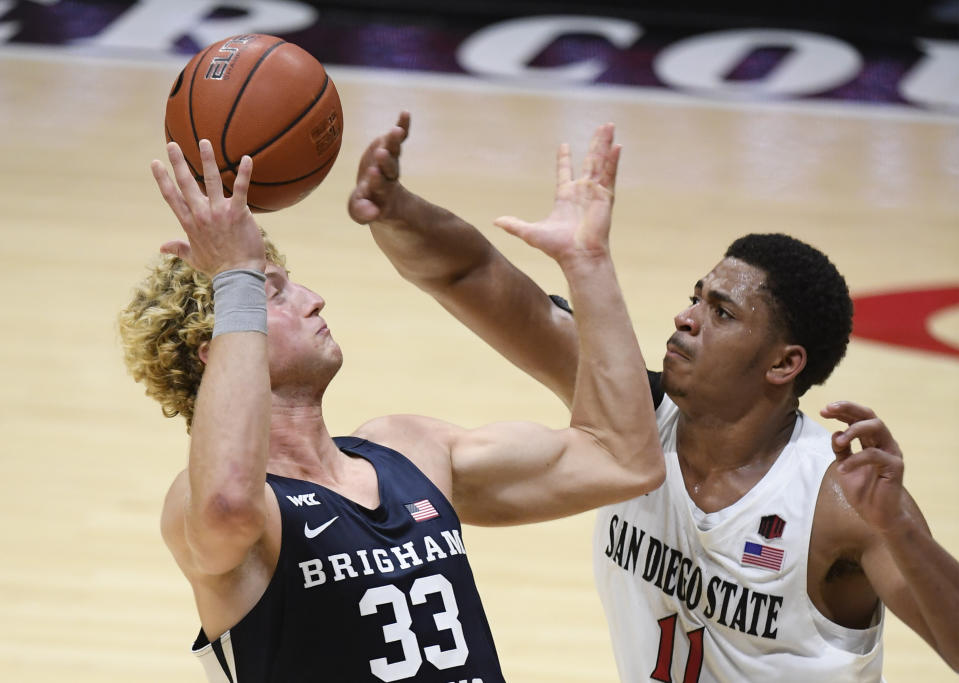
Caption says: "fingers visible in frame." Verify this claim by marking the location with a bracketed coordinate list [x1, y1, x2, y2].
[384, 111, 411, 158]
[198, 139, 224, 202]
[830, 430, 854, 459]
[602, 144, 622, 193]
[347, 176, 381, 224]
[348, 196, 379, 224]
[166, 141, 206, 209]
[556, 143, 572, 188]
[557, 123, 618, 191]
[820, 400, 877, 425]
[352, 165, 390, 216]
[493, 215, 533, 241]
[833, 417, 898, 455]
[821, 400, 898, 453]
[231, 155, 253, 210]
[835, 445, 904, 479]
[159, 240, 191, 261]
[156, 141, 251, 231]
[376, 112, 411, 182]
[150, 158, 192, 223]
[396, 110, 411, 135]
[375, 147, 400, 183]
[581, 123, 615, 180]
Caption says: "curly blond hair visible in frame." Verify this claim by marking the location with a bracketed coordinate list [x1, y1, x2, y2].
[118, 236, 286, 432]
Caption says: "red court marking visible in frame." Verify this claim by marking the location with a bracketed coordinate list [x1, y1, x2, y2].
[851, 286, 959, 359]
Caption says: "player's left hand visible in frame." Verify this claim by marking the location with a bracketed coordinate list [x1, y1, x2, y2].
[493, 123, 620, 267]
[820, 401, 910, 533]
[348, 111, 411, 224]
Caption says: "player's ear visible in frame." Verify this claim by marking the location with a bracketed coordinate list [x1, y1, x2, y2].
[198, 340, 210, 365]
[767, 344, 806, 386]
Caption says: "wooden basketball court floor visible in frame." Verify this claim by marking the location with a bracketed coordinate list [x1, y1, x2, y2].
[0, 45, 956, 682]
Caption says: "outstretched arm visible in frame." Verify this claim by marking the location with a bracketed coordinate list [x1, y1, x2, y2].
[361, 125, 664, 525]
[153, 140, 272, 577]
[821, 401, 959, 671]
[349, 112, 579, 405]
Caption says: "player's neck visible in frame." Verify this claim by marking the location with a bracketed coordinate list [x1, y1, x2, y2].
[267, 401, 340, 478]
[674, 405, 798, 510]
[267, 412, 380, 507]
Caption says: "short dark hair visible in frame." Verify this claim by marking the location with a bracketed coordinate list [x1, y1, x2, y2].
[725, 233, 853, 397]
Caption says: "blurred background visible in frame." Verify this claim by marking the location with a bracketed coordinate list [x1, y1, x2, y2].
[0, 1, 956, 681]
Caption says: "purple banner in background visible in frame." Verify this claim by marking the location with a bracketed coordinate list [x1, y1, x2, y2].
[0, 1, 956, 113]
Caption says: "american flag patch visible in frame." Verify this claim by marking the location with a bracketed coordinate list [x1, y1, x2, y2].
[741, 541, 784, 571]
[405, 499, 439, 522]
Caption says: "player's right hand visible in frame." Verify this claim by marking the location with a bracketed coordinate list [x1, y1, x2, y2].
[151, 139, 266, 276]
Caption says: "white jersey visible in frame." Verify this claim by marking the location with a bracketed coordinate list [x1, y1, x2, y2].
[594, 395, 884, 682]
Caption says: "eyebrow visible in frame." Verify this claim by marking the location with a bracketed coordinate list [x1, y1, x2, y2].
[694, 279, 737, 307]
[264, 270, 286, 288]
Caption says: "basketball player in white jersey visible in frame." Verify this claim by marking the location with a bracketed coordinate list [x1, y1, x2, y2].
[119, 125, 665, 681]
[350, 112, 959, 681]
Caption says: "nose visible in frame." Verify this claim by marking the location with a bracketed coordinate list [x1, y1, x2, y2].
[309, 293, 326, 316]
[297, 285, 325, 316]
[673, 303, 700, 334]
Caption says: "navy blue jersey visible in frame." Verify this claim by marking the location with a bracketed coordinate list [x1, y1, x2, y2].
[192, 437, 505, 683]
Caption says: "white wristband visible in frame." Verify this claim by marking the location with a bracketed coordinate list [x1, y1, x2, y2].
[211, 269, 267, 338]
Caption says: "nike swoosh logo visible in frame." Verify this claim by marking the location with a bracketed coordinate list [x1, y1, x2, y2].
[304, 516, 339, 539]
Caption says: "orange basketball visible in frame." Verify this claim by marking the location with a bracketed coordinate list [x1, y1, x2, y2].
[164, 34, 343, 212]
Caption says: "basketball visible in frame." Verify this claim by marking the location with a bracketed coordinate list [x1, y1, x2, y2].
[164, 34, 343, 212]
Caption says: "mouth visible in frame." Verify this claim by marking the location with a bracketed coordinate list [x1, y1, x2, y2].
[316, 324, 329, 336]
[665, 336, 692, 361]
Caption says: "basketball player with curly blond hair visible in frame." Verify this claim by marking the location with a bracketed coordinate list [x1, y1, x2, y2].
[119, 124, 664, 681]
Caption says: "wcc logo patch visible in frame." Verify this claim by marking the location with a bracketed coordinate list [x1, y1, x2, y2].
[758, 514, 786, 540]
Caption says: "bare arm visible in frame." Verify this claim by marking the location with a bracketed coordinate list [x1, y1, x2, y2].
[358, 125, 664, 525]
[153, 140, 272, 577]
[821, 401, 959, 671]
[349, 112, 579, 405]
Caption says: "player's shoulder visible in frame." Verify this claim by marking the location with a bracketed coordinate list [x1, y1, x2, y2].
[813, 461, 876, 553]
[352, 414, 459, 496]
[352, 413, 460, 447]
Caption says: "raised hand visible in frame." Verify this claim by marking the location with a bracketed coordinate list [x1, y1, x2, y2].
[348, 111, 411, 224]
[820, 401, 910, 532]
[494, 123, 620, 266]
[150, 139, 265, 276]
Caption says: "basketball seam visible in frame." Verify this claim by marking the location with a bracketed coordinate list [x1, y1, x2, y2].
[239, 71, 331, 167]
[166, 122, 232, 197]
[222, 55, 333, 176]
[247, 153, 337, 186]
[188, 42, 221, 150]
[220, 38, 287, 168]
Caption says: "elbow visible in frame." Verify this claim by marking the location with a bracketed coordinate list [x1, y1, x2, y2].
[640, 452, 667, 494]
[196, 489, 266, 539]
[648, 456, 667, 492]
[625, 443, 666, 497]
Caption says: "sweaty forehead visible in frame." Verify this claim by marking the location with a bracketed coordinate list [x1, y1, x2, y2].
[699, 258, 768, 303]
